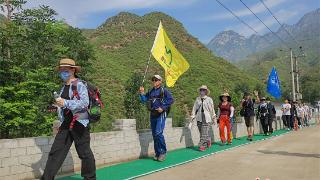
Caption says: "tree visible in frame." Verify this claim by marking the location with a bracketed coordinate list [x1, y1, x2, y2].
[124, 72, 149, 129]
[0, 1, 94, 138]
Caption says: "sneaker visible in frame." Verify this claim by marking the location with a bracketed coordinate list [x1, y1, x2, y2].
[199, 146, 206, 151]
[158, 154, 166, 162]
[207, 140, 212, 148]
[227, 142, 232, 145]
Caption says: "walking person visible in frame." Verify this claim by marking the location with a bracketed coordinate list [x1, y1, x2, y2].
[139, 75, 174, 161]
[257, 97, 269, 136]
[290, 101, 298, 130]
[281, 99, 291, 130]
[297, 102, 305, 128]
[266, 97, 276, 134]
[190, 85, 216, 151]
[303, 103, 311, 126]
[42, 58, 96, 180]
[217, 92, 234, 145]
[241, 91, 260, 141]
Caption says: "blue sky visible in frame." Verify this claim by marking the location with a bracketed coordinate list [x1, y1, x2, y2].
[23, 0, 320, 44]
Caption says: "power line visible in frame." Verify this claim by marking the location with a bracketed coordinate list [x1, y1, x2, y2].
[215, 0, 273, 45]
[260, 0, 300, 47]
[239, 0, 290, 49]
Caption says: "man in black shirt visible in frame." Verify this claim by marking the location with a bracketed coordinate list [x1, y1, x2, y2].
[266, 97, 276, 134]
[241, 91, 260, 141]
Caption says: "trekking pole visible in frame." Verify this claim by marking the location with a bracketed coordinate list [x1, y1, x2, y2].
[141, 53, 152, 86]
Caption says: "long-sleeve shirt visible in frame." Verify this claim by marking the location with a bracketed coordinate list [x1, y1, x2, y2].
[140, 86, 174, 115]
[191, 96, 216, 123]
[58, 79, 89, 127]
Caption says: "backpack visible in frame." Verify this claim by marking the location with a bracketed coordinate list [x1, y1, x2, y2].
[71, 80, 104, 123]
[259, 104, 269, 117]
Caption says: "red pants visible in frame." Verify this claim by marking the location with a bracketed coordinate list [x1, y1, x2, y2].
[219, 115, 231, 143]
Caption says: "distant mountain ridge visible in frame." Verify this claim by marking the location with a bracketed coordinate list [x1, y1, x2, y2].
[207, 8, 320, 62]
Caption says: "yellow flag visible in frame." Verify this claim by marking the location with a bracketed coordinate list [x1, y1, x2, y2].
[151, 21, 190, 87]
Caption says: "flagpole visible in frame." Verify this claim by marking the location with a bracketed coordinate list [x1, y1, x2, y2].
[141, 53, 152, 85]
[141, 21, 162, 86]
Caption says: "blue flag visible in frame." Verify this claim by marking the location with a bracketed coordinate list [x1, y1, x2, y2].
[267, 67, 282, 99]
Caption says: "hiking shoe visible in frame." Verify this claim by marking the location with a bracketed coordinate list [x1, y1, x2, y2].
[199, 146, 206, 151]
[153, 155, 158, 161]
[207, 140, 212, 148]
[158, 154, 166, 162]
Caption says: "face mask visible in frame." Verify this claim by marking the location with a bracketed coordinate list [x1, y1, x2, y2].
[59, 71, 71, 82]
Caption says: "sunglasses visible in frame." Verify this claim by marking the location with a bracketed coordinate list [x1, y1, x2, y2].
[200, 89, 207, 91]
[152, 79, 160, 82]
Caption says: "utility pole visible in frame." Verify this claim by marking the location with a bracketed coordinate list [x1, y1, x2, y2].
[294, 56, 301, 101]
[290, 48, 296, 101]
[295, 47, 306, 101]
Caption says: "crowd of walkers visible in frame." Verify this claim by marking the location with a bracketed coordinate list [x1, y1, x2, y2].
[281, 98, 312, 130]
[43, 58, 314, 179]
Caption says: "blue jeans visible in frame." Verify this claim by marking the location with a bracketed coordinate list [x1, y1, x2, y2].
[150, 113, 167, 157]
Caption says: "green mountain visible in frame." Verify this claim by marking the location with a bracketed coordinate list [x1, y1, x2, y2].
[233, 9, 320, 102]
[208, 8, 320, 62]
[84, 12, 260, 131]
[237, 46, 319, 102]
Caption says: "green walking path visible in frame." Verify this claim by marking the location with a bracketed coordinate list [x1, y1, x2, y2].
[59, 129, 290, 180]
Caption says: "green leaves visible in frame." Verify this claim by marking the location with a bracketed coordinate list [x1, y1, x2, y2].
[0, 1, 94, 138]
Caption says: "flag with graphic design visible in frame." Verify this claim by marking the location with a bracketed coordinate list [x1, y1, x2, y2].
[267, 67, 282, 99]
[151, 21, 190, 87]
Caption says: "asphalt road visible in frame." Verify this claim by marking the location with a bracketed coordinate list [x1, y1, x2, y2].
[139, 126, 320, 180]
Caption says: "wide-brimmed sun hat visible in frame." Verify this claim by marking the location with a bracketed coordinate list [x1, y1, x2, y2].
[56, 58, 81, 73]
[219, 92, 231, 102]
[198, 85, 210, 95]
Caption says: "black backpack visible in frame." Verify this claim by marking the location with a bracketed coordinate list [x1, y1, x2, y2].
[71, 80, 104, 123]
[259, 104, 269, 116]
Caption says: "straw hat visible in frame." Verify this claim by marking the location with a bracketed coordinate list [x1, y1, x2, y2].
[55, 58, 81, 73]
[219, 92, 231, 102]
[198, 85, 210, 95]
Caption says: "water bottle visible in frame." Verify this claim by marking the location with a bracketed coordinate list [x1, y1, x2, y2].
[53, 91, 60, 109]
[53, 91, 59, 100]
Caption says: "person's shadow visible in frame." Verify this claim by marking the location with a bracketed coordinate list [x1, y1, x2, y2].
[209, 123, 217, 144]
[30, 128, 74, 179]
[138, 129, 153, 158]
[179, 124, 195, 148]
[257, 150, 320, 158]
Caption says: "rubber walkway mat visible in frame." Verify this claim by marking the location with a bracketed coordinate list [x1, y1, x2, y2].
[59, 129, 290, 180]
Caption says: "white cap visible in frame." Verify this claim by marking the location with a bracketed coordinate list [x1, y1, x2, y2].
[152, 75, 162, 81]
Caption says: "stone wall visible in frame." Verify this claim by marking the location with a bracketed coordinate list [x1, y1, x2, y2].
[0, 116, 314, 180]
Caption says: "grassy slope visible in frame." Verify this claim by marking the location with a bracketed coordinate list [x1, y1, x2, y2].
[86, 12, 260, 131]
[237, 46, 319, 100]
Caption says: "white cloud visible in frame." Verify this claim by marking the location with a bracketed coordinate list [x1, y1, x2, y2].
[22, 0, 197, 27]
[203, 0, 288, 21]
